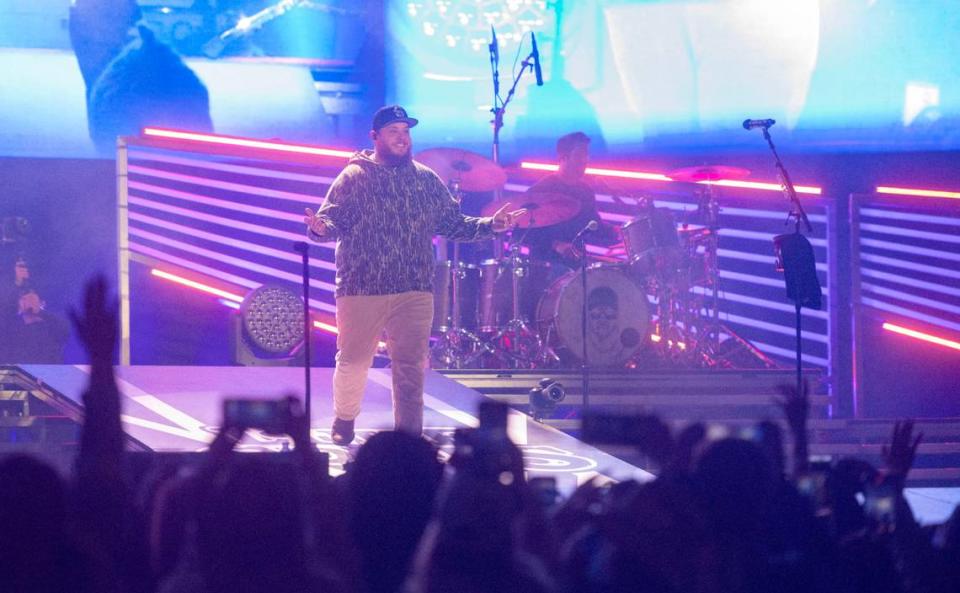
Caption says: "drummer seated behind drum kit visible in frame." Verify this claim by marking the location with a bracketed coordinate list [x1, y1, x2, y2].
[419, 139, 774, 371]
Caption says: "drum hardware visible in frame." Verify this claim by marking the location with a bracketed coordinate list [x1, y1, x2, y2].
[482, 234, 548, 369]
[430, 180, 493, 369]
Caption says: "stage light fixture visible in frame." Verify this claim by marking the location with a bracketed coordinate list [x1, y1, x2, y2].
[528, 378, 565, 422]
[235, 284, 305, 365]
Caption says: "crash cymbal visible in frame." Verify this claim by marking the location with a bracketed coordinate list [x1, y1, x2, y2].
[481, 191, 580, 229]
[667, 165, 751, 183]
[416, 148, 507, 192]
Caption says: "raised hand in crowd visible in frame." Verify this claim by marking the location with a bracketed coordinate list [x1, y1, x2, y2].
[775, 380, 811, 476]
[70, 275, 153, 593]
[883, 419, 923, 483]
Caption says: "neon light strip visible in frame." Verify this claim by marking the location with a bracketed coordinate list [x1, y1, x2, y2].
[129, 149, 336, 185]
[520, 162, 823, 194]
[130, 211, 337, 273]
[860, 207, 960, 227]
[151, 268, 343, 339]
[861, 254, 960, 282]
[129, 165, 320, 204]
[133, 242, 337, 314]
[861, 268, 960, 298]
[312, 319, 387, 349]
[142, 128, 355, 159]
[861, 283, 960, 316]
[313, 319, 339, 334]
[861, 240, 960, 266]
[129, 195, 333, 262]
[151, 269, 244, 302]
[860, 222, 960, 245]
[520, 162, 672, 182]
[862, 298, 960, 332]
[691, 286, 829, 319]
[705, 179, 822, 195]
[882, 322, 960, 351]
[876, 186, 960, 200]
[130, 227, 337, 293]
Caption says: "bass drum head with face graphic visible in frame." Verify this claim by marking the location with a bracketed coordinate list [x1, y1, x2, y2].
[536, 264, 649, 368]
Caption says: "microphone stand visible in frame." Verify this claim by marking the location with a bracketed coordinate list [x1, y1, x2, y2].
[293, 241, 313, 439]
[758, 126, 813, 396]
[574, 235, 590, 411]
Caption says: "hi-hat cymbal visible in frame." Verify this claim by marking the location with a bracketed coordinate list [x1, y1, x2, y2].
[667, 165, 751, 183]
[482, 191, 580, 229]
[416, 148, 507, 192]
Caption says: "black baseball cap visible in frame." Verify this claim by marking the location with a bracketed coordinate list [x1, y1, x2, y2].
[372, 105, 419, 131]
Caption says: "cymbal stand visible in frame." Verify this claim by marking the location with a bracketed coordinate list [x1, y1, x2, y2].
[486, 229, 545, 368]
[431, 181, 491, 368]
[688, 185, 776, 368]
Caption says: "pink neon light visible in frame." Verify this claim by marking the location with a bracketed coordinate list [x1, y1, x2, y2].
[876, 186, 960, 200]
[151, 269, 244, 302]
[313, 320, 339, 334]
[521, 161, 672, 182]
[313, 319, 387, 349]
[152, 268, 345, 337]
[521, 161, 822, 194]
[882, 322, 960, 352]
[142, 128, 354, 159]
[700, 179, 822, 195]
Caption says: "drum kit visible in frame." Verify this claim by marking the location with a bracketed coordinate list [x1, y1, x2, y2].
[421, 148, 774, 371]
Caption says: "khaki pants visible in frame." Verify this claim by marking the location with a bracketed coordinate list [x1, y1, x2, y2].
[332, 291, 433, 435]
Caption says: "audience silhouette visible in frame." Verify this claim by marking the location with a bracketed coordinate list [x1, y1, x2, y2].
[0, 276, 956, 593]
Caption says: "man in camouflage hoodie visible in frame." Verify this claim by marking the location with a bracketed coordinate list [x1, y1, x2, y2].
[306, 105, 522, 444]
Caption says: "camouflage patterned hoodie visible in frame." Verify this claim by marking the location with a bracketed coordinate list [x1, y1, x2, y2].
[309, 149, 494, 297]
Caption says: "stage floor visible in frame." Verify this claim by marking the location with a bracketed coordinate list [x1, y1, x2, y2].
[15, 364, 959, 524]
[19, 364, 653, 488]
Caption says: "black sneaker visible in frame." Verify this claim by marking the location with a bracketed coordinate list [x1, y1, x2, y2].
[331, 417, 355, 446]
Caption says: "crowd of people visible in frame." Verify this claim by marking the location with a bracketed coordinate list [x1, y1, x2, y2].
[2, 276, 959, 593]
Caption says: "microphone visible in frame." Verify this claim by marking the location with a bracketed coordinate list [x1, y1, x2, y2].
[573, 220, 599, 241]
[489, 26, 499, 65]
[742, 118, 776, 130]
[530, 32, 543, 86]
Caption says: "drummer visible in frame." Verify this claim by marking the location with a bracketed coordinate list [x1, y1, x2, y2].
[522, 132, 619, 268]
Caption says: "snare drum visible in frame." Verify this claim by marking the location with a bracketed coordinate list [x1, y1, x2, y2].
[536, 264, 649, 367]
[432, 261, 479, 333]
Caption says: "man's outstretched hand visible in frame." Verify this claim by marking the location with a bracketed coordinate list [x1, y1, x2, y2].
[304, 207, 329, 237]
[69, 275, 118, 366]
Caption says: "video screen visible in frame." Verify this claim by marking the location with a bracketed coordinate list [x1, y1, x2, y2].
[0, 1, 958, 158]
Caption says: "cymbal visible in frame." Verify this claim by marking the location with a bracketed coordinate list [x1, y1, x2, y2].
[667, 165, 751, 183]
[416, 148, 507, 192]
[481, 191, 580, 229]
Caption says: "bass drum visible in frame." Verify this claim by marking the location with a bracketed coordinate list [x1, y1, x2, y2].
[536, 265, 649, 367]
